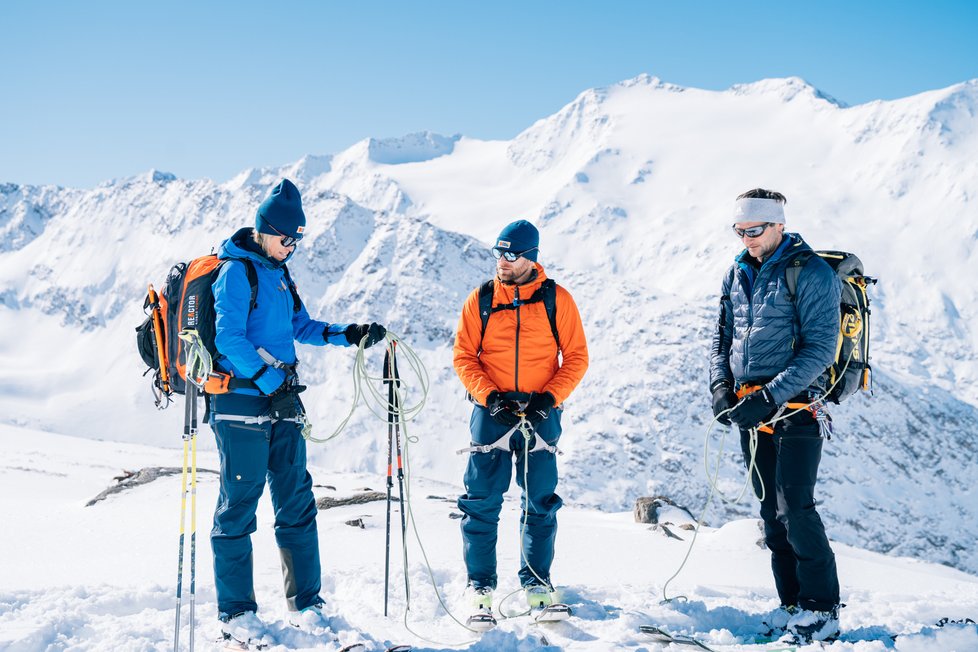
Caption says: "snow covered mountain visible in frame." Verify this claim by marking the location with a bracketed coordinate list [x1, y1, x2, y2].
[2, 74, 978, 580]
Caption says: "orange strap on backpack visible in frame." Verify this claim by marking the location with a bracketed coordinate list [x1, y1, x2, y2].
[147, 284, 172, 395]
[736, 384, 814, 434]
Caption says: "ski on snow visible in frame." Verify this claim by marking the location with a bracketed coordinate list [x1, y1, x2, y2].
[533, 603, 573, 623]
[221, 634, 408, 651]
[639, 625, 800, 651]
[467, 602, 574, 633]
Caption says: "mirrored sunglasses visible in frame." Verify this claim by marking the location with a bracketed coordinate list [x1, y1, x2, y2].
[491, 246, 537, 262]
[732, 223, 774, 239]
[266, 221, 302, 247]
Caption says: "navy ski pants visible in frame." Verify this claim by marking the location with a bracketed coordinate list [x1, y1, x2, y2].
[458, 402, 563, 590]
[740, 411, 840, 611]
[209, 393, 322, 618]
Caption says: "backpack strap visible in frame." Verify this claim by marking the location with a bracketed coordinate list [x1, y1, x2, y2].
[785, 250, 816, 301]
[539, 278, 560, 350]
[281, 264, 303, 314]
[477, 279, 495, 353]
[477, 278, 560, 351]
[222, 258, 300, 314]
[218, 258, 260, 312]
[243, 259, 259, 311]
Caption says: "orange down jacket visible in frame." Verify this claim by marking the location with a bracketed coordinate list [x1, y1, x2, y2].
[453, 264, 589, 407]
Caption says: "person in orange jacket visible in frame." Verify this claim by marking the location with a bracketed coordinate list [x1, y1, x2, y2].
[453, 219, 588, 626]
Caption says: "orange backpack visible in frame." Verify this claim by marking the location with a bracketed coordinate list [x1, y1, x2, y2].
[136, 255, 260, 405]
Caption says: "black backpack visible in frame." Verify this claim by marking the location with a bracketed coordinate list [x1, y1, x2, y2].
[477, 278, 559, 351]
[786, 250, 876, 404]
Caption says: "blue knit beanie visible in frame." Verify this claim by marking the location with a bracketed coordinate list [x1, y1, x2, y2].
[495, 220, 539, 262]
[256, 179, 306, 240]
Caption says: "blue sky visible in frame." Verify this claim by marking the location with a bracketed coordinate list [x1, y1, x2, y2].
[2, 1, 976, 188]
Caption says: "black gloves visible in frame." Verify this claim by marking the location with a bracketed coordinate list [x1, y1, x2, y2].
[728, 387, 777, 429]
[486, 391, 555, 428]
[711, 384, 738, 426]
[345, 323, 387, 348]
[525, 392, 555, 426]
[268, 382, 307, 420]
[486, 391, 521, 427]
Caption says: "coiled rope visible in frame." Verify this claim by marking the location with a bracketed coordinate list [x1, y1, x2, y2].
[308, 332, 483, 646]
[660, 342, 859, 604]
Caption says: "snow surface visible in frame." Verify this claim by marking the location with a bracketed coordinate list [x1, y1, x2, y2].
[3, 74, 978, 649]
[2, 424, 977, 651]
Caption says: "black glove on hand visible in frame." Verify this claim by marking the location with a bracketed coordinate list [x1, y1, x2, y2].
[268, 383, 307, 420]
[525, 392, 555, 426]
[486, 391, 520, 427]
[711, 384, 738, 426]
[345, 322, 387, 348]
[728, 387, 777, 429]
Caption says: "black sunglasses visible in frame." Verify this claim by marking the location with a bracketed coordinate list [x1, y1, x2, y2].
[732, 223, 775, 238]
[265, 221, 302, 247]
[491, 246, 537, 262]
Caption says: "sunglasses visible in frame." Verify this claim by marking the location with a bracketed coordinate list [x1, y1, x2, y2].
[265, 221, 302, 247]
[491, 246, 537, 262]
[732, 223, 775, 239]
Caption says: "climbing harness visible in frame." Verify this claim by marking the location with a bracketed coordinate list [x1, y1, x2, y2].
[455, 420, 560, 457]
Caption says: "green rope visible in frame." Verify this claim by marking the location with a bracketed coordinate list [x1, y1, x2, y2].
[302, 330, 428, 444]
[177, 329, 212, 389]
[305, 332, 479, 645]
[497, 416, 556, 621]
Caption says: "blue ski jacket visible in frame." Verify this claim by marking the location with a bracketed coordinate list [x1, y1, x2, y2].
[710, 233, 841, 405]
[212, 228, 351, 395]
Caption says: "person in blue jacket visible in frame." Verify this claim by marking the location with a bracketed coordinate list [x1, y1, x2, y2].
[209, 179, 385, 647]
[709, 188, 842, 644]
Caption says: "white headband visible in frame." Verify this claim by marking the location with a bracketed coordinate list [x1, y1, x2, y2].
[733, 197, 786, 224]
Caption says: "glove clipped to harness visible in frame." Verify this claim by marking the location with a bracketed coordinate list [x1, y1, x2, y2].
[525, 391, 555, 426]
[729, 386, 777, 429]
[711, 383, 738, 426]
[268, 382, 307, 420]
[486, 391, 521, 427]
[345, 323, 387, 348]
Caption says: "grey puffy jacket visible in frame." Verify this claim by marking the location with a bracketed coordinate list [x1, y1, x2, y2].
[710, 233, 841, 406]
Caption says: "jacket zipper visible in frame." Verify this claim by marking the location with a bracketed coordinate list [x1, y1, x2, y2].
[514, 286, 521, 392]
[744, 260, 775, 377]
[740, 266, 753, 375]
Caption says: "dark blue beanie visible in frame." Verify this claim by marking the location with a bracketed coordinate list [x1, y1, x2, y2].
[495, 220, 539, 261]
[256, 179, 306, 240]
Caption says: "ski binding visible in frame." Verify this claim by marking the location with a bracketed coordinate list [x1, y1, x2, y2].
[533, 603, 572, 623]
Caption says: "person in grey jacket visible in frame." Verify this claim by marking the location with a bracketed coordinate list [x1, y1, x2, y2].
[709, 188, 842, 644]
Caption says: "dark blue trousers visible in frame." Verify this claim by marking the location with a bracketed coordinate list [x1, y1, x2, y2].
[741, 412, 840, 611]
[458, 404, 563, 590]
[209, 393, 322, 617]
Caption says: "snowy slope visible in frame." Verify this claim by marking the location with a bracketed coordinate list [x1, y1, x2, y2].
[2, 424, 978, 652]
[2, 75, 978, 580]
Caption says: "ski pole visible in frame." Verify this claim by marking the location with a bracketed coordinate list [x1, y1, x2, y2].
[383, 346, 395, 617]
[173, 385, 193, 651]
[390, 343, 410, 609]
[188, 382, 198, 652]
